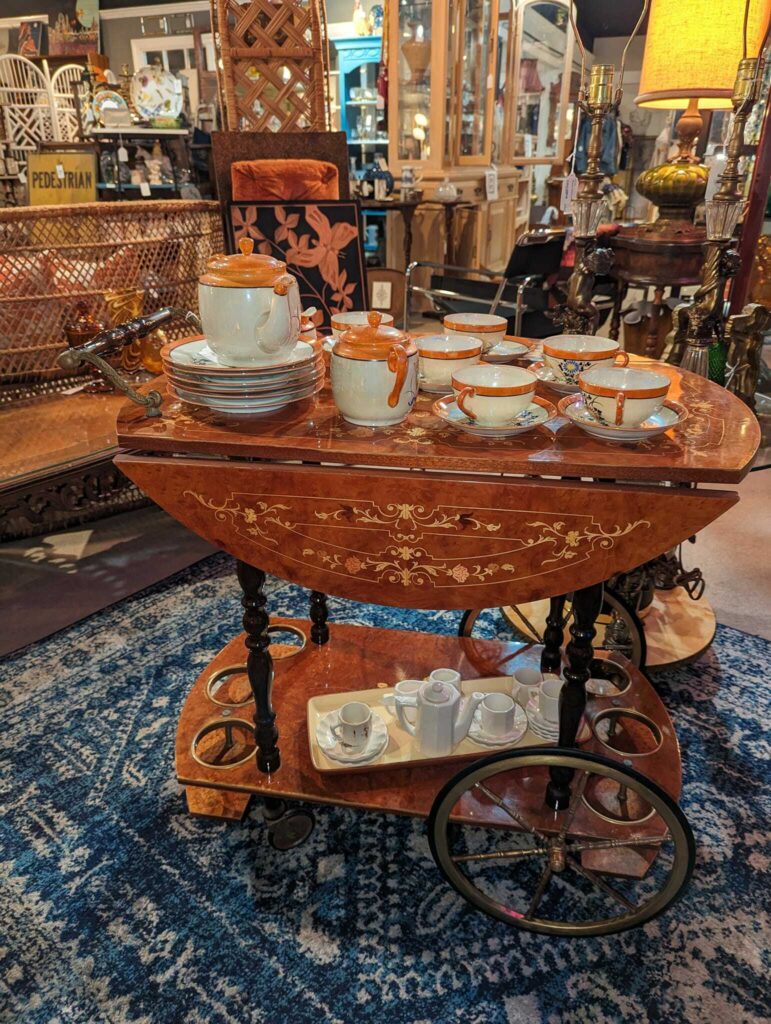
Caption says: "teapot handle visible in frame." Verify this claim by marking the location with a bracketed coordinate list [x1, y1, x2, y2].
[387, 343, 409, 408]
[394, 695, 417, 736]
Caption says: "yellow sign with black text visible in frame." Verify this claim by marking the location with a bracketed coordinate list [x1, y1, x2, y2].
[28, 151, 98, 206]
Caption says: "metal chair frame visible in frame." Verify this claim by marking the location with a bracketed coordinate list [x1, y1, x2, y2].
[404, 229, 567, 334]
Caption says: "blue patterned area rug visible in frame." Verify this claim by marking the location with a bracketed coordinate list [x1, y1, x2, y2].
[1, 553, 769, 1024]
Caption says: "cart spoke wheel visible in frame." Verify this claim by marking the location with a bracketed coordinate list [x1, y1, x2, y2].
[428, 748, 694, 937]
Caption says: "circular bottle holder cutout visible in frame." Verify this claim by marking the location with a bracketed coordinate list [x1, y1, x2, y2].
[267, 624, 307, 659]
[205, 626, 307, 707]
[191, 718, 256, 769]
[591, 708, 663, 757]
[582, 773, 655, 824]
[207, 665, 252, 707]
[586, 657, 631, 697]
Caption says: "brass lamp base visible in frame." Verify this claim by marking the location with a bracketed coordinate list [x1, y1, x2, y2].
[635, 97, 709, 224]
[636, 159, 709, 223]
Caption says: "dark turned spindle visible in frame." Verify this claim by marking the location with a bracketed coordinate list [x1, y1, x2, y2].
[546, 582, 604, 809]
[236, 560, 280, 773]
[540, 594, 567, 676]
[309, 591, 330, 645]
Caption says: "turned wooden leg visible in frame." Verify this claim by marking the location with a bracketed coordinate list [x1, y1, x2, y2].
[309, 591, 330, 645]
[646, 287, 665, 357]
[546, 582, 603, 809]
[236, 560, 280, 773]
[609, 286, 623, 342]
[540, 594, 566, 675]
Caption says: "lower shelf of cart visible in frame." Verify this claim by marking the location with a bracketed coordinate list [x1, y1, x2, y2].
[176, 618, 679, 810]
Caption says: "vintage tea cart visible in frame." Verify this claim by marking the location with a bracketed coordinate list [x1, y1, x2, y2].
[60, 312, 759, 936]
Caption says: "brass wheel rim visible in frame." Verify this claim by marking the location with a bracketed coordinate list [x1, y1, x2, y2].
[428, 749, 694, 937]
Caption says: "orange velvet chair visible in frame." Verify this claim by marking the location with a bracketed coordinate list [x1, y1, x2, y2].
[231, 159, 340, 202]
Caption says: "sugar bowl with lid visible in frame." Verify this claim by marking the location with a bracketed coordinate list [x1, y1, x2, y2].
[331, 311, 418, 426]
[198, 237, 302, 366]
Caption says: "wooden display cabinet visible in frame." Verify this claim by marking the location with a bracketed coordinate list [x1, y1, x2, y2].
[385, 0, 575, 271]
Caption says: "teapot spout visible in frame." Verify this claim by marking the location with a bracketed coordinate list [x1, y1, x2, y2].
[453, 691, 485, 745]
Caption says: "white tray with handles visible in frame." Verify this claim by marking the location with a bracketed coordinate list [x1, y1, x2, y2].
[306, 675, 575, 774]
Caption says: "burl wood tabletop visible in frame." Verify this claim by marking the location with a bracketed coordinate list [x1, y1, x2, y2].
[116, 360, 759, 485]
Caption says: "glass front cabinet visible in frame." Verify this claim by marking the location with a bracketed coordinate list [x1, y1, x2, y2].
[383, 0, 575, 271]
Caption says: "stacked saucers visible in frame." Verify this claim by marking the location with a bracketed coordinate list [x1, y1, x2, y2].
[161, 336, 325, 415]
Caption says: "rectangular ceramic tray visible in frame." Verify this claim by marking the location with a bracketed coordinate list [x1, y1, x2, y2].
[306, 675, 548, 774]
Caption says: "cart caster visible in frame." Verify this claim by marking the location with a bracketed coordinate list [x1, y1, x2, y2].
[266, 809, 316, 851]
[459, 587, 647, 670]
[428, 747, 694, 937]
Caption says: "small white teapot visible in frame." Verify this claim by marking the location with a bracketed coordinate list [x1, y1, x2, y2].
[395, 679, 485, 758]
[198, 237, 302, 366]
[331, 311, 418, 427]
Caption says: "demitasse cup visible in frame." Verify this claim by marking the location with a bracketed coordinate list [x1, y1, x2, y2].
[331, 311, 394, 338]
[331, 701, 372, 750]
[451, 364, 536, 426]
[533, 334, 629, 386]
[416, 334, 482, 390]
[383, 679, 422, 720]
[512, 666, 561, 706]
[444, 312, 507, 352]
[429, 668, 463, 694]
[539, 677, 564, 724]
[480, 692, 517, 737]
[578, 366, 670, 428]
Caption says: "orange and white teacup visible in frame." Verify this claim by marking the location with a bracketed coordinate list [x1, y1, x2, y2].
[417, 333, 482, 390]
[444, 312, 507, 352]
[578, 366, 670, 428]
[331, 311, 394, 338]
[451, 364, 536, 426]
[535, 334, 629, 386]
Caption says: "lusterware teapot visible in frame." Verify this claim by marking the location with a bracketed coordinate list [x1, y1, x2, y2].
[331, 311, 418, 427]
[198, 238, 302, 366]
[395, 679, 485, 757]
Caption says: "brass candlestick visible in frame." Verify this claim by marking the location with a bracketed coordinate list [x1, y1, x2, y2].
[679, 57, 765, 379]
[556, 0, 648, 335]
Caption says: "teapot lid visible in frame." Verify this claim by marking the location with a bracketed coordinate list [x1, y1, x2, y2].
[335, 311, 416, 360]
[422, 680, 453, 704]
[200, 237, 288, 288]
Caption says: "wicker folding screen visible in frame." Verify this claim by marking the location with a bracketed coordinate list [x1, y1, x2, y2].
[211, 0, 330, 132]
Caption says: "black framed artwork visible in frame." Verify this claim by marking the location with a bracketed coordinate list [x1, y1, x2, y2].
[229, 201, 368, 330]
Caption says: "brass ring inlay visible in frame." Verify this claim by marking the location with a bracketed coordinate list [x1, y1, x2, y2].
[591, 708, 663, 757]
[191, 718, 256, 770]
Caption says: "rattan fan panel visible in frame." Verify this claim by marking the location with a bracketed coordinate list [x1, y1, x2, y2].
[214, 0, 329, 132]
[0, 201, 224, 385]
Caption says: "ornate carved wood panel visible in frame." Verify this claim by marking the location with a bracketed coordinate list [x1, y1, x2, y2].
[116, 455, 737, 610]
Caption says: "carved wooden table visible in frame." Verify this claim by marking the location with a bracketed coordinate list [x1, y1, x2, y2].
[112, 361, 757, 931]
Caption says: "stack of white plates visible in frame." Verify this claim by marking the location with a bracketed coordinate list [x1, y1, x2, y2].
[160, 337, 325, 414]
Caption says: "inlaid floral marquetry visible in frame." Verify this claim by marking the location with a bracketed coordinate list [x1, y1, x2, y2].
[104, 455, 737, 609]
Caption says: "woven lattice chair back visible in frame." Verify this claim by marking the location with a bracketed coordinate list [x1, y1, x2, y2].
[0, 200, 224, 386]
[0, 55, 58, 170]
[50, 64, 88, 141]
[212, 0, 330, 132]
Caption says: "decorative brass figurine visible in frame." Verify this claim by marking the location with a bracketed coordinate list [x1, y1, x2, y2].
[724, 303, 771, 408]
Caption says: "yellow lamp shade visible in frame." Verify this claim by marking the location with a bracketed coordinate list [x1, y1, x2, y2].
[636, 0, 771, 109]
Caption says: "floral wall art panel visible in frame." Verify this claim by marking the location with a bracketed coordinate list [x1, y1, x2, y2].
[230, 201, 368, 329]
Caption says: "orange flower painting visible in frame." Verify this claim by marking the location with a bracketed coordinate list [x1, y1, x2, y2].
[230, 201, 368, 329]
